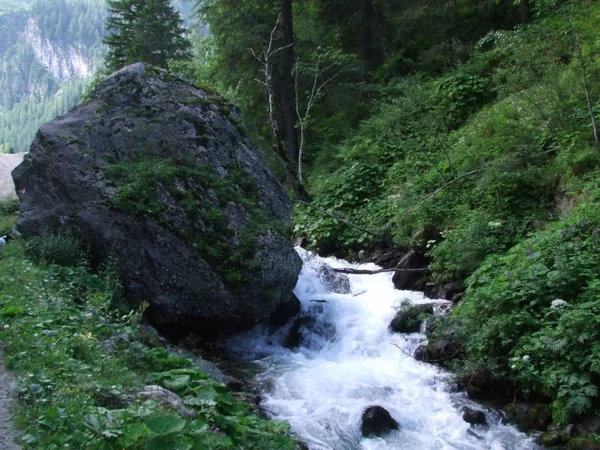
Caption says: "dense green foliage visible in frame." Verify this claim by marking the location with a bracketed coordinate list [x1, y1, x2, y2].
[177, 0, 535, 195]
[434, 186, 600, 424]
[294, 2, 600, 270]
[0, 203, 296, 449]
[104, 0, 190, 71]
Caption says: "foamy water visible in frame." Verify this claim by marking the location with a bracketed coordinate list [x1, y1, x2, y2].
[228, 248, 539, 450]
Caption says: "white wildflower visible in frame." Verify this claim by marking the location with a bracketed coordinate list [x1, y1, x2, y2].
[3, 324, 8, 329]
[551, 299, 568, 309]
[522, 355, 530, 361]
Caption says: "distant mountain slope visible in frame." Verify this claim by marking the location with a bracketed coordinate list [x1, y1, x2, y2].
[0, 0, 200, 153]
[0, 0, 106, 152]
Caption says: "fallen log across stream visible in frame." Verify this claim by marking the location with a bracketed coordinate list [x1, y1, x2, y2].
[332, 267, 431, 275]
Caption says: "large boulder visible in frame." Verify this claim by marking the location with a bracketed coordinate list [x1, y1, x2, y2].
[12, 63, 302, 335]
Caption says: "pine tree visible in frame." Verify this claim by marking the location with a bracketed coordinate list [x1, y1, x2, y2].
[103, 0, 138, 71]
[103, 0, 190, 72]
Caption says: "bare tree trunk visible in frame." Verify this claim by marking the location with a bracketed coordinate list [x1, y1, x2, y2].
[360, 0, 376, 64]
[251, 16, 307, 200]
[570, 16, 600, 150]
[294, 57, 349, 186]
[519, 0, 529, 23]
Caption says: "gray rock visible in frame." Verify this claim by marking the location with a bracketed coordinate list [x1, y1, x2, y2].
[13, 63, 302, 336]
[560, 424, 575, 443]
[413, 339, 460, 366]
[191, 358, 226, 383]
[503, 403, 552, 432]
[285, 304, 335, 349]
[392, 250, 427, 291]
[424, 282, 463, 300]
[581, 416, 600, 434]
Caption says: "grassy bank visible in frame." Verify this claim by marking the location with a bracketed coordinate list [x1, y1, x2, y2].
[0, 201, 295, 450]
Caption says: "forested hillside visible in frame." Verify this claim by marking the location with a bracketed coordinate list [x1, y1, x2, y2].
[174, 0, 600, 433]
[0, 0, 198, 153]
[0, 0, 106, 152]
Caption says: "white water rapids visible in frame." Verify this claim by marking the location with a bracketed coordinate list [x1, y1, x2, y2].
[228, 248, 540, 450]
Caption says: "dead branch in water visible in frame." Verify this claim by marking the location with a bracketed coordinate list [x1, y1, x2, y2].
[333, 267, 430, 275]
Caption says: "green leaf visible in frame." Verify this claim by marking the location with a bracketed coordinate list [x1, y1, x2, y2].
[194, 384, 217, 402]
[126, 422, 148, 439]
[146, 437, 192, 450]
[145, 415, 186, 436]
[0, 305, 25, 316]
[163, 375, 191, 391]
[187, 419, 209, 435]
[82, 414, 102, 434]
[21, 434, 38, 444]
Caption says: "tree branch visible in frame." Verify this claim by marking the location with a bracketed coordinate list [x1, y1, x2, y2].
[423, 169, 483, 203]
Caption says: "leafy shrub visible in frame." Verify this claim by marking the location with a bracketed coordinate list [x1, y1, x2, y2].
[435, 71, 493, 129]
[0, 241, 297, 449]
[428, 209, 523, 282]
[446, 192, 600, 423]
[25, 232, 89, 267]
[0, 199, 18, 216]
[0, 199, 18, 234]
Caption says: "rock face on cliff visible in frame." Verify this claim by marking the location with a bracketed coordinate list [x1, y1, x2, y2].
[13, 63, 302, 335]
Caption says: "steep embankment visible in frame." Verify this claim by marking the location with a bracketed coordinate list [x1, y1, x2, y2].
[295, 2, 600, 443]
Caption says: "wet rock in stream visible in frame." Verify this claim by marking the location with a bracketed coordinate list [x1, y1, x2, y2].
[361, 405, 400, 437]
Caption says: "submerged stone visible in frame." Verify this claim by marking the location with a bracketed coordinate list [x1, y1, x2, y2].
[13, 63, 302, 336]
[462, 406, 487, 425]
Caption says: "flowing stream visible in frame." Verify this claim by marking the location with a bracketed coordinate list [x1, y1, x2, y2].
[228, 248, 540, 450]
